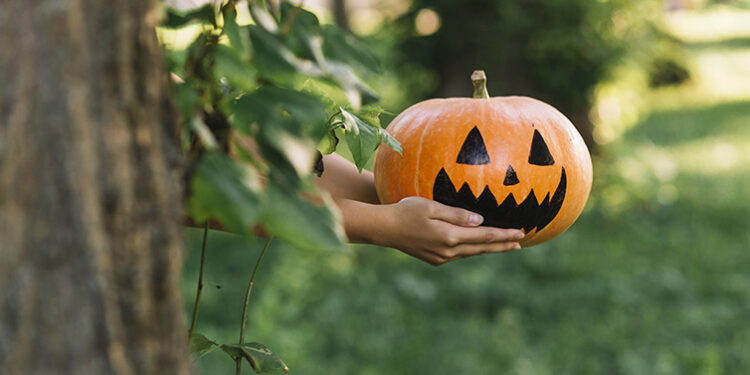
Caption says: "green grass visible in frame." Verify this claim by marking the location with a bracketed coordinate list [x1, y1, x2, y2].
[181, 7, 750, 375]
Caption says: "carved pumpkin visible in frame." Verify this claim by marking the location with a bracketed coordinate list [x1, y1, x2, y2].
[373, 71, 593, 247]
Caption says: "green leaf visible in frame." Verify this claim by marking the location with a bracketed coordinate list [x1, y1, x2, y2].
[213, 45, 257, 90]
[240, 125, 309, 189]
[220, 342, 289, 374]
[261, 128, 318, 178]
[340, 108, 380, 171]
[262, 184, 346, 251]
[187, 152, 262, 234]
[233, 87, 328, 138]
[261, 87, 328, 130]
[190, 333, 218, 355]
[248, 25, 297, 76]
[233, 89, 321, 186]
[321, 25, 380, 74]
[380, 128, 403, 155]
[280, 1, 320, 30]
[247, 3, 279, 33]
[165, 47, 189, 75]
[326, 61, 380, 110]
[300, 36, 379, 110]
[222, 5, 251, 59]
[279, 2, 322, 60]
[245, 23, 376, 109]
[163, 4, 216, 29]
[361, 104, 396, 116]
[173, 81, 200, 118]
[248, 25, 322, 81]
[231, 139, 269, 175]
[256, 143, 301, 189]
[337, 106, 359, 134]
[232, 93, 268, 135]
[357, 104, 384, 128]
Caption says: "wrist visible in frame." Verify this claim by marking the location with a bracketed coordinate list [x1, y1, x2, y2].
[365, 203, 398, 248]
[335, 198, 394, 246]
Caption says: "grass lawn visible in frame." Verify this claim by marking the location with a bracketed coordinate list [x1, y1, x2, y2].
[181, 6, 750, 374]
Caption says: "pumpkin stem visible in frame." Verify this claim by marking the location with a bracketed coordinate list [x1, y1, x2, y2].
[471, 70, 490, 99]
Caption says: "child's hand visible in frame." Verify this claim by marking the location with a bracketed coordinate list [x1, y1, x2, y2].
[378, 197, 523, 266]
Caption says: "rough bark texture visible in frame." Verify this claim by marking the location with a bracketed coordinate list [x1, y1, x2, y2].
[0, 1, 192, 374]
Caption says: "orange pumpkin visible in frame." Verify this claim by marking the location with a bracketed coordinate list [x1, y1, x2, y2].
[373, 71, 593, 247]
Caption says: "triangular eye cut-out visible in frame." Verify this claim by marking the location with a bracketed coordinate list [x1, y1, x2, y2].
[528, 129, 555, 166]
[456, 126, 491, 165]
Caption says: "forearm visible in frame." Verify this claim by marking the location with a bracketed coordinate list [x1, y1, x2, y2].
[334, 198, 393, 245]
[315, 154, 380, 204]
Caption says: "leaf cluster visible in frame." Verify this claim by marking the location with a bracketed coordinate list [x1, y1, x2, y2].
[162, 1, 401, 252]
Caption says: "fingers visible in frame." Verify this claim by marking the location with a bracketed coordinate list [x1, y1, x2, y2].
[417, 252, 452, 267]
[422, 242, 521, 266]
[427, 201, 484, 227]
[455, 241, 521, 257]
[448, 226, 525, 245]
[421, 225, 524, 265]
[437, 240, 521, 259]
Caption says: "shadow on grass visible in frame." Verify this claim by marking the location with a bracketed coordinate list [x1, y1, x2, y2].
[623, 100, 750, 146]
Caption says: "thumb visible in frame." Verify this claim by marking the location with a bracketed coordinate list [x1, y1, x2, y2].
[429, 201, 484, 227]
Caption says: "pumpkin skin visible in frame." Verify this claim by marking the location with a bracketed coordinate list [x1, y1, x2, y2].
[373, 96, 593, 247]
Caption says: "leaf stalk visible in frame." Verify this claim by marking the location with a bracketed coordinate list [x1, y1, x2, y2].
[236, 236, 274, 375]
[188, 221, 211, 341]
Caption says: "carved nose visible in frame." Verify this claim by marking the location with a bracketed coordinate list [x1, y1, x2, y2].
[504, 165, 519, 186]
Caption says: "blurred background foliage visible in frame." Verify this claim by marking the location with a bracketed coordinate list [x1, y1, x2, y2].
[168, 0, 750, 373]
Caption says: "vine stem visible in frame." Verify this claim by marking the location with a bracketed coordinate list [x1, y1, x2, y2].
[188, 221, 210, 341]
[236, 236, 274, 375]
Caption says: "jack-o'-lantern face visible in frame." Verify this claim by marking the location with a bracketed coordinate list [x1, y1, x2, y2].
[374, 94, 592, 247]
[432, 125, 566, 234]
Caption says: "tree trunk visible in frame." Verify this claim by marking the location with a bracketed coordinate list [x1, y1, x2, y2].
[0, 1, 192, 374]
[332, 0, 350, 33]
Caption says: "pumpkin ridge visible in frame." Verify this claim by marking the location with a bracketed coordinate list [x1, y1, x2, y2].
[411, 110, 434, 197]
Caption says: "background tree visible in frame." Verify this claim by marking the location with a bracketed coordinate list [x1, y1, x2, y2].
[0, 1, 192, 374]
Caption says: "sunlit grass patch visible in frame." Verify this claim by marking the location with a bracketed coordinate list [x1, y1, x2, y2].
[664, 7, 750, 43]
[593, 6, 750, 144]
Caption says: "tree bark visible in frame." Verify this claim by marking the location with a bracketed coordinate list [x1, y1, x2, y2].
[0, 1, 192, 374]
[332, 0, 350, 33]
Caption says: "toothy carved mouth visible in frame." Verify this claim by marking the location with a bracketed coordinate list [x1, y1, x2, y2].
[432, 167, 567, 233]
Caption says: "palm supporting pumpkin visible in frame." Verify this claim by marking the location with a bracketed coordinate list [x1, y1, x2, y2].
[373, 71, 593, 247]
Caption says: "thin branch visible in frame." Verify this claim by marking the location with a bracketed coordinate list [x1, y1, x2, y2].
[236, 236, 274, 375]
[188, 221, 210, 341]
